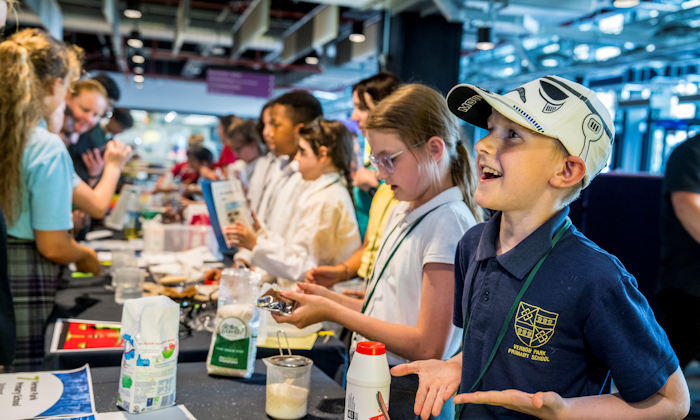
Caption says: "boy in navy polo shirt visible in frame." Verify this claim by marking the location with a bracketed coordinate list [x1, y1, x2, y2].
[392, 75, 690, 420]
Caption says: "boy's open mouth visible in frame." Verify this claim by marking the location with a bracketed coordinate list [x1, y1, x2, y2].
[481, 166, 503, 180]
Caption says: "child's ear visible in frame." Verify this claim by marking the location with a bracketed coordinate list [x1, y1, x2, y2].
[550, 155, 586, 188]
[426, 136, 445, 162]
[318, 146, 328, 159]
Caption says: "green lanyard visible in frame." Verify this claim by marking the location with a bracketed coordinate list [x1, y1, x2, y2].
[454, 217, 572, 419]
[360, 204, 443, 314]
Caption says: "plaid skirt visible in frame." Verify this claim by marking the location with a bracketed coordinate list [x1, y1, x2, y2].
[7, 237, 65, 369]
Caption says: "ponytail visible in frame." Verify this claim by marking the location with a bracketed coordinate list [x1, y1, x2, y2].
[0, 40, 35, 224]
[452, 140, 483, 222]
[0, 28, 82, 224]
[298, 118, 356, 207]
[367, 84, 484, 221]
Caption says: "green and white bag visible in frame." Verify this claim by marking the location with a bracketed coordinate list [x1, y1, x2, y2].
[206, 268, 261, 378]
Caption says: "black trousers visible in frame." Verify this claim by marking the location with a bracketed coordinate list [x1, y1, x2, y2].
[657, 288, 700, 368]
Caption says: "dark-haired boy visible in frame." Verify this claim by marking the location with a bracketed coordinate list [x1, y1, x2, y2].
[393, 75, 690, 419]
[230, 90, 323, 272]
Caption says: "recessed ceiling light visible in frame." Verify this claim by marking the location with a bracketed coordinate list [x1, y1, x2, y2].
[613, 0, 639, 8]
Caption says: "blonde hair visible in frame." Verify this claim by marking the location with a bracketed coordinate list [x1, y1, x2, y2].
[70, 78, 107, 100]
[366, 84, 483, 222]
[0, 28, 82, 224]
[187, 133, 205, 147]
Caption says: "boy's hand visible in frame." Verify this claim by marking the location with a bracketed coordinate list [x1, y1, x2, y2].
[454, 389, 567, 420]
[391, 358, 462, 420]
[271, 288, 330, 328]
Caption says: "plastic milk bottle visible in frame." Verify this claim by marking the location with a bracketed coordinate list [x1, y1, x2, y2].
[345, 341, 391, 420]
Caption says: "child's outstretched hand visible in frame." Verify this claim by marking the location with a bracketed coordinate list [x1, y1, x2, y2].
[454, 389, 566, 420]
[305, 265, 344, 287]
[223, 222, 257, 250]
[271, 286, 331, 328]
[391, 358, 462, 420]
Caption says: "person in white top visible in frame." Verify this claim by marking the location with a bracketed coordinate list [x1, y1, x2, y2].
[225, 119, 361, 285]
[273, 84, 483, 420]
[234, 91, 323, 265]
[224, 118, 271, 208]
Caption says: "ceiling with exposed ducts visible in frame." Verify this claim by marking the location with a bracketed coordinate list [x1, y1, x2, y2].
[8, 0, 700, 101]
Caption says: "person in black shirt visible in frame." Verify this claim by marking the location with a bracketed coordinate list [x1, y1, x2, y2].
[70, 107, 133, 185]
[658, 133, 700, 368]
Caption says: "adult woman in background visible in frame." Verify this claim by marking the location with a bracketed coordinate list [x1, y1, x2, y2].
[306, 72, 402, 287]
[0, 28, 100, 368]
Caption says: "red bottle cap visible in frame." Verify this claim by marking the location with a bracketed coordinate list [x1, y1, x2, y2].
[356, 341, 386, 355]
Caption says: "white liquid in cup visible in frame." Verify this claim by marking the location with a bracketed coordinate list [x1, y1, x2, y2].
[265, 382, 309, 419]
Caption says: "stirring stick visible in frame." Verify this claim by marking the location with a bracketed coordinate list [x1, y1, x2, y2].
[377, 391, 390, 420]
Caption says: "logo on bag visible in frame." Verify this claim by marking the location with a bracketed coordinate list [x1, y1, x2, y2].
[218, 317, 247, 341]
[514, 302, 558, 348]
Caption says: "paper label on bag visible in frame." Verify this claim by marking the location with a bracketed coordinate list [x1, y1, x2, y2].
[211, 317, 252, 370]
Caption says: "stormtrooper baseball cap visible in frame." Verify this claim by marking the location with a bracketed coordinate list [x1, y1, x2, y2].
[446, 75, 614, 188]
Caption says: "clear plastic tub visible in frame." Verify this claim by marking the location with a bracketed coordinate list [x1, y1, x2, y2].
[143, 222, 213, 253]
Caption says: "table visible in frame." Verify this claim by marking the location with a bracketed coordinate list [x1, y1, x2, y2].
[91, 360, 346, 419]
[46, 276, 347, 381]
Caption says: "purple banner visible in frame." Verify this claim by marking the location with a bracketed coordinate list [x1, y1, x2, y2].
[206, 69, 274, 98]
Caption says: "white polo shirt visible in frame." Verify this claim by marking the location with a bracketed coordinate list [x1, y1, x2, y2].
[352, 186, 476, 365]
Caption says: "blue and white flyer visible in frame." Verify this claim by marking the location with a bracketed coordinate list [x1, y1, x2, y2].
[0, 364, 96, 419]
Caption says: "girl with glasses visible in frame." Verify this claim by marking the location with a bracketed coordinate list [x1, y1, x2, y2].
[274, 84, 483, 419]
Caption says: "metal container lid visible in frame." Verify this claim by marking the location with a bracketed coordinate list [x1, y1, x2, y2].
[265, 355, 312, 368]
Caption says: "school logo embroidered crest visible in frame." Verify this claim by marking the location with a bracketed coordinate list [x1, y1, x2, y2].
[514, 302, 558, 348]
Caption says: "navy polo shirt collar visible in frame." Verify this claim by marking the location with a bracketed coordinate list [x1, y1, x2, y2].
[474, 207, 570, 280]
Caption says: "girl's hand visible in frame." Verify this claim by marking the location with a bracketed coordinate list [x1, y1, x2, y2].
[103, 140, 132, 169]
[223, 223, 257, 250]
[76, 248, 101, 275]
[271, 289, 331, 328]
[454, 389, 567, 420]
[305, 265, 344, 287]
[250, 211, 261, 231]
[391, 358, 462, 420]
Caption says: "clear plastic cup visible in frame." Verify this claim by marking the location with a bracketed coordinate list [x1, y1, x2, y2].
[263, 355, 313, 420]
[114, 267, 145, 304]
[110, 248, 138, 289]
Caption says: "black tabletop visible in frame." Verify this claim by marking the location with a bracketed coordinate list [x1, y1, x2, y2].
[91, 360, 346, 419]
[46, 276, 347, 381]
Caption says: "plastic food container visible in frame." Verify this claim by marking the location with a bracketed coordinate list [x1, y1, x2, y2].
[263, 355, 313, 420]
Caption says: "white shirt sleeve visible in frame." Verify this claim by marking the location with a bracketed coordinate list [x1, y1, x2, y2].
[250, 197, 354, 282]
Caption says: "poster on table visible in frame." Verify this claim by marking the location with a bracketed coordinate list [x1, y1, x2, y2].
[0, 365, 95, 419]
[50, 318, 123, 353]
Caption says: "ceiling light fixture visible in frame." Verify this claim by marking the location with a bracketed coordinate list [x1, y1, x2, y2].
[476, 26, 494, 50]
[132, 54, 145, 64]
[124, 0, 142, 19]
[127, 30, 143, 49]
[304, 56, 319, 65]
[133, 65, 144, 74]
[613, 0, 639, 7]
[349, 22, 365, 43]
[133, 75, 144, 83]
